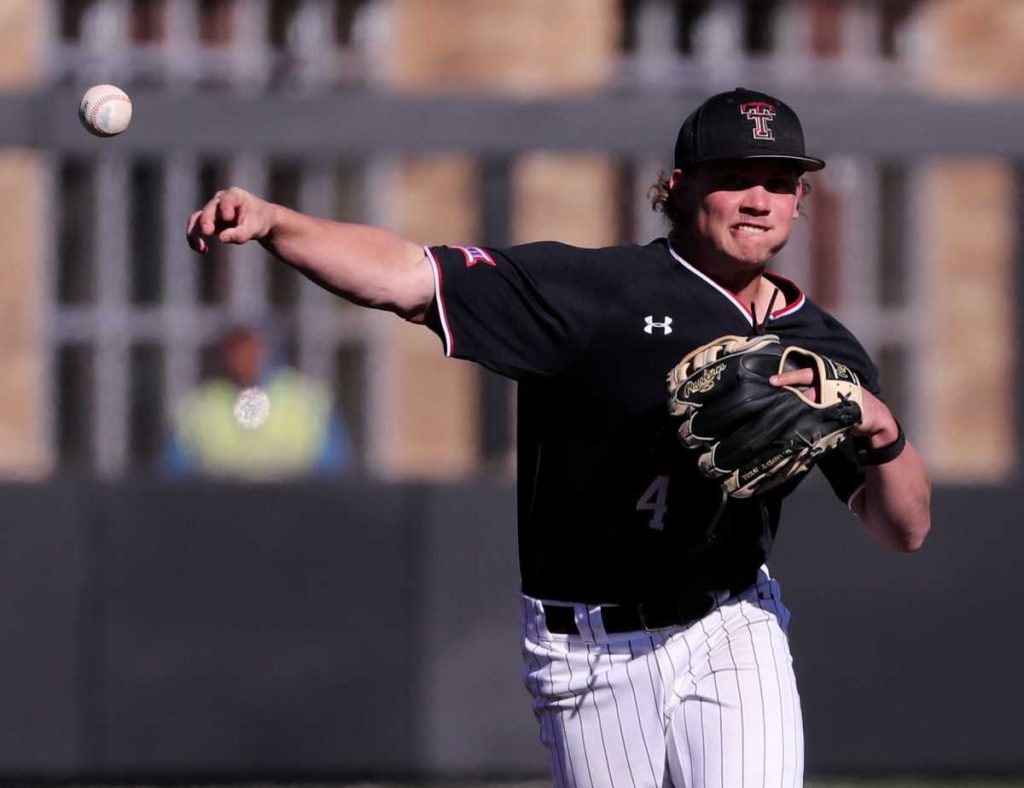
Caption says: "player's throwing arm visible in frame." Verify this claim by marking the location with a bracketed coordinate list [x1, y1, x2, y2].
[186, 186, 434, 321]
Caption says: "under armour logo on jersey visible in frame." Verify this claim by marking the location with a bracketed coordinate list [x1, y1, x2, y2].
[740, 101, 776, 141]
[454, 246, 495, 267]
[644, 316, 673, 335]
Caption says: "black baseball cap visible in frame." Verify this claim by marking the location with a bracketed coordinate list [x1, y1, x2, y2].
[674, 87, 825, 172]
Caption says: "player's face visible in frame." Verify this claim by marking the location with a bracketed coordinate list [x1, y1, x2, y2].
[672, 160, 803, 270]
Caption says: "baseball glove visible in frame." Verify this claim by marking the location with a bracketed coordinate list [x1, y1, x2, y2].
[667, 334, 863, 498]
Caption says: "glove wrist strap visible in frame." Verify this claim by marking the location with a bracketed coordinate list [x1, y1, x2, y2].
[855, 421, 906, 466]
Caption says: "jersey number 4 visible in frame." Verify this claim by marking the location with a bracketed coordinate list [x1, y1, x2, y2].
[636, 475, 670, 530]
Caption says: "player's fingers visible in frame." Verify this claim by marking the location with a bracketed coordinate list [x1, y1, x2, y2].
[218, 230, 243, 244]
[198, 196, 223, 235]
[219, 216, 255, 244]
[770, 368, 814, 388]
[186, 211, 208, 253]
[218, 197, 237, 224]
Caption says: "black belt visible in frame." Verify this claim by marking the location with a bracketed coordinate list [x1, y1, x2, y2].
[544, 592, 716, 635]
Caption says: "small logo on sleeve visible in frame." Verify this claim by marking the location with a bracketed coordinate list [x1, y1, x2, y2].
[455, 246, 496, 267]
[644, 316, 673, 335]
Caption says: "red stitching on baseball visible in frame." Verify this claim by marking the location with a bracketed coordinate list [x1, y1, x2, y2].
[87, 92, 132, 137]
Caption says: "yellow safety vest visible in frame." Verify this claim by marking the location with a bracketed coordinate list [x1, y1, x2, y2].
[173, 369, 335, 480]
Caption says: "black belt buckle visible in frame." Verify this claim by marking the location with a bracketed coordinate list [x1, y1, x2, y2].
[636, 600, 675, 632]
[637, 593, 715, 632]
[601, 601, 672, 633]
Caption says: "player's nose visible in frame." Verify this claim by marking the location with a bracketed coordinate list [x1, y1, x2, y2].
[739, 185, 771, 214]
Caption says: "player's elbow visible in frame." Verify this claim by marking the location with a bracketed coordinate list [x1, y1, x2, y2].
[886, 507, 931, 552]
[384, 248, 436, 323]
[895, 522, 929, 552]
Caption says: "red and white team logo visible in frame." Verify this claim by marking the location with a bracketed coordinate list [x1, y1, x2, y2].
[454, 246, 495, 267]
[739, 102, 776, 141]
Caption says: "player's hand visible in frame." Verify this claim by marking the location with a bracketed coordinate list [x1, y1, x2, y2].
[849, 388, 898, 444]
[771, 369, 898, 443]
[769, 367, 817, 402]
[186, 187, 275, 253]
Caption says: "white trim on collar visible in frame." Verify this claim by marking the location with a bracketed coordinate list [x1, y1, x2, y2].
[664, 239, 806, 324]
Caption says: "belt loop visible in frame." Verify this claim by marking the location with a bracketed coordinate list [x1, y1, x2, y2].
[577, 605, 598, 641]
[587, 605, 608, 641]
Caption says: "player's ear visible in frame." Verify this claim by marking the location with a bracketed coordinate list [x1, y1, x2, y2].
[792, 177, 805, 219]
[668, 168, 690, 211]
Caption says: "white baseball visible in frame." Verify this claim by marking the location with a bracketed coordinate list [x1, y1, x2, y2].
[79, 84, 133, 137]
[233, 387, 271, 429]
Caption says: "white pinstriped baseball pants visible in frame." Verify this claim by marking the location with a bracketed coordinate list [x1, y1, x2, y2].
[520, 570, 803, 788]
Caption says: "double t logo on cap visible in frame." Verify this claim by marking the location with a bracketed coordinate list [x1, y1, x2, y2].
[672, 87, 825, 172]
[739, 102, 776, 141]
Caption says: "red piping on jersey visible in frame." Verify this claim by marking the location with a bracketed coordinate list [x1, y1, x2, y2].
[708, 270, 805, 321]
[762, 271, 806, 319]
[424, 246, 455, 356]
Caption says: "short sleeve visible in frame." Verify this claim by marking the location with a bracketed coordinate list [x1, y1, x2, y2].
[815, 311, 882, 397]
[424, 241, 611, 378]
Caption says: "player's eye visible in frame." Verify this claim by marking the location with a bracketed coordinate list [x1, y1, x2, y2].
[766, 177, 798, 194]
[718, 173, 750, 190]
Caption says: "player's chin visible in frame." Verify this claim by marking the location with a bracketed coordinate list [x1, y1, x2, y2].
[728, 235, 786, 265]
[727, 243, 777, 268]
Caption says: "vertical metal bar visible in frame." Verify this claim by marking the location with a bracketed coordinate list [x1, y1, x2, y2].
[296, 157, 336, 381]
[902, 162, 926, 443]
[480, 156, 512, 464]
[235, 0, 271, 89]
[226, 156, 268, 325]
[93, 154, 130, 478]
[835, 156, 881, 343]
[634, 0, 678, 82]
[162, 153, 200, 439]
[841, 0, 879, 65]
[694, 0, 743, 77]
[774, 0, 813, 78]
[361, 157, 397, 477]
[1014, 163, 1024, 473]
[164, 0, 200, 88]
[40, 153, 58, 474]
[291, 0, 335, 90]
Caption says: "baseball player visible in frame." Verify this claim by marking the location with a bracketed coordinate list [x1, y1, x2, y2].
[187, 87, 931, 787]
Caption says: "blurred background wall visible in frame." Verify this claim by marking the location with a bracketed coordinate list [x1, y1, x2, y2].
[0, 0, 1022, 781]
[0, 0, 1020, 484]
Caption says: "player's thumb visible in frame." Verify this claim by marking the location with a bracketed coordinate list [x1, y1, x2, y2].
[218, 222, 252, 244]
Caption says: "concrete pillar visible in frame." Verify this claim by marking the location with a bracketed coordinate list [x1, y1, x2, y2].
[379, 0, 618, 478]
[0, 1, 48, 477]
[912, 0, 1024, 480]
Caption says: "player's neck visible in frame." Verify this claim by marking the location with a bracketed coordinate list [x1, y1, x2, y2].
[670, 237, 787, 317]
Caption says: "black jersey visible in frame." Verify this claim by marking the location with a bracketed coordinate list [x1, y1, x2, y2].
[424, 239, 881, 605]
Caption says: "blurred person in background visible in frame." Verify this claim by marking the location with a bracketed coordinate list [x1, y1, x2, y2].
[187, 88, 930, 786]
[165, 325, 351, 480]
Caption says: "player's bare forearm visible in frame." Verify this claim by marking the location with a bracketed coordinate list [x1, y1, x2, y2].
[187, 187, 433, 322]
[852, 439, 931, 552]
[844, 388, 932, 551]
[768, 369, 932, 550]
[262, 204, 431, 321]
